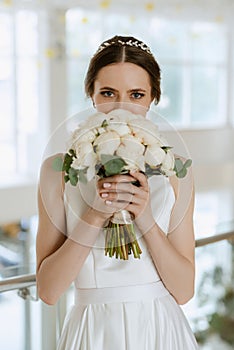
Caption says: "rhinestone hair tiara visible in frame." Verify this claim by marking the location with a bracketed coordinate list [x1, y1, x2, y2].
[96, 39, 153, 56]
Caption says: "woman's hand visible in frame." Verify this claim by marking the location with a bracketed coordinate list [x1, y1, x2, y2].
[97, 171, 155, 234]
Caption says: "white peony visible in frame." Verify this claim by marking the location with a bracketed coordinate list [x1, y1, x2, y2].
[84, 112, 108, 129]
[107, 109, 144, 123]
[120, 134, 145, 154]
[116, 134, 146, 171]
[72, 128, 97, 145]
[161, 150, 175, 176]
[107, 121, 131, 136]
[128, 119, 161, 146]
[97, 127, 106, 135]
[86, 165, 96, 181]
[144, 144, 166, 166]
[94, 131, 121, 156]
[73, 142, 97, 168]
[68, 109, 177, 181]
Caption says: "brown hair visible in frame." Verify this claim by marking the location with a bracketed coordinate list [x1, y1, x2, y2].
[84, 35, 161, 105]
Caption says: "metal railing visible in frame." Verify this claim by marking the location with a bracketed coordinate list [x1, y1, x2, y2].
[195, 230, 234, 247]
[0, 230, 234, 295]
[0, 273, 36, 293]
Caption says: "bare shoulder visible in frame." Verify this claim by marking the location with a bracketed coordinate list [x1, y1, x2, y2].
[40, 153, 64, 176]
[38, 153, 66, 232]
[39, 153, 65, 195]
[37, 154, 67, 266]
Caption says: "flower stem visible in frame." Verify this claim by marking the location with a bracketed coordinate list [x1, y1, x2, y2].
[104, 221, 142, 260]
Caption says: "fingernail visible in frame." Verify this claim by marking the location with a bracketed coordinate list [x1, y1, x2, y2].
[103, 183, 111, 188]
[101, 193, 108, 198]
[105, 200, 112, 205]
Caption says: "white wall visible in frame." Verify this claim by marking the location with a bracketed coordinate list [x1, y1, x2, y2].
[0, 3, 233, 224]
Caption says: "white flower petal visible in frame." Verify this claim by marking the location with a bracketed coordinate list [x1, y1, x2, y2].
[161, 151, 175, 173]
[84, 112, 108, 129]
[162, 169, 176, 177]
[107, 122, 131, 136]
[120, 134, 145, 155]
[94, 131, 121, 156]
[83, 151, 98, 168]
[144, 145, 166, 166]
[116, 146, 145, 172]
[75, 142, 93, 157]
[86, 166, 96, 181]
[107, 109, 133, 122]
[97, 127, 106, 134]
[71, 157, 82, 169]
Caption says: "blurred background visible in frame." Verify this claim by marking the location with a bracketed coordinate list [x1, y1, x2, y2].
[0, 0, 234, 349]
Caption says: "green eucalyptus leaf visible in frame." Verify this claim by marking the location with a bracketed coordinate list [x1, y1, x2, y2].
[68, 167, 78, 186]
[78, 168, 88, 183]
[174, 158, 192, 178]
[62, 152, 74, 172]
[184, 159, 192, 168]
[101, 154, 127, 177]
[104, 159, 127, 177]
[174, 158, 184, 173]
[176, 167, 187, 178]
[100, 154, 118, 164]
[52, 156, 64, 171]
[64, 175, 70, 183]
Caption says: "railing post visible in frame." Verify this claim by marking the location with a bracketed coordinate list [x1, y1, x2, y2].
[41, 302, 57, 350]
[40, 293, 68, 350]
[56, 293, 67, 338]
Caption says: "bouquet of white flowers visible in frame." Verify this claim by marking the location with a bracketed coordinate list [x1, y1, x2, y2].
[53, 109, 192, 260]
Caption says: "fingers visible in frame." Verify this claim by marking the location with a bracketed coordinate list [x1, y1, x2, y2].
[98, 174, 135, 188]
[98, 172, 148, 194]
[99, 181, 140, 196]
[100, 190, 140, 206]
[129, 170, 149, 190]
[90, 173, 149, 221]
[97, 172, 149, 211]
[95, 173, 154, 232]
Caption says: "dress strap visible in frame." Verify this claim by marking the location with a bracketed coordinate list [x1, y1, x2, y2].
[75, 281, 169, 305]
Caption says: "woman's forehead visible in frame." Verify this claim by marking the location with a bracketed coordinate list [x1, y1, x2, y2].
[95, 62, 151, 88]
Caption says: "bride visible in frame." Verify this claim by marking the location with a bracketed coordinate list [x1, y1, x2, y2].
[36, 35, 198, 349]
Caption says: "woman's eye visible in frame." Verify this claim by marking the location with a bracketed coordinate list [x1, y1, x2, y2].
[131, 92, 145, 99]
[100, 91, 114, 97]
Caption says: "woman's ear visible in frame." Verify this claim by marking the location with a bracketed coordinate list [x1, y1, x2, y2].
[92, 99, 96, 108]
[153, 98, 158, 106]
[149, 95, 154, 105]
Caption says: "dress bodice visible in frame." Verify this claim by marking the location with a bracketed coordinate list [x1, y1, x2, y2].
[64, 175, 175, 289]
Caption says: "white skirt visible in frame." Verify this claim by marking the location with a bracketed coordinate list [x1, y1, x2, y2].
[57, 282, 198, 350]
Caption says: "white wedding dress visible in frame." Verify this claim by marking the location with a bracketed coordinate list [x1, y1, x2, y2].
[57, 175, 198, 350]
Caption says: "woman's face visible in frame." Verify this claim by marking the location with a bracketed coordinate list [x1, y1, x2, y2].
[92, 62, 153, 115]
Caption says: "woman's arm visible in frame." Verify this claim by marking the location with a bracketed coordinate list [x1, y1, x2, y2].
[142, 188, 195, 304]
[135, 170, 195, 305]
[36, 156, 107, 305]
[98, 170, 195, 305]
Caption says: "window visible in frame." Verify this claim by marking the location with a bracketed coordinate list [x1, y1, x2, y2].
[66, 8, 229, 128]
[0, 10, 43, 183]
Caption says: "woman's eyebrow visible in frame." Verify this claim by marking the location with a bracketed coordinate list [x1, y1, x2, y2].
[99, 86, 117, 91]
[99, 87, 147, 94]
[128, 88, 147, 93]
